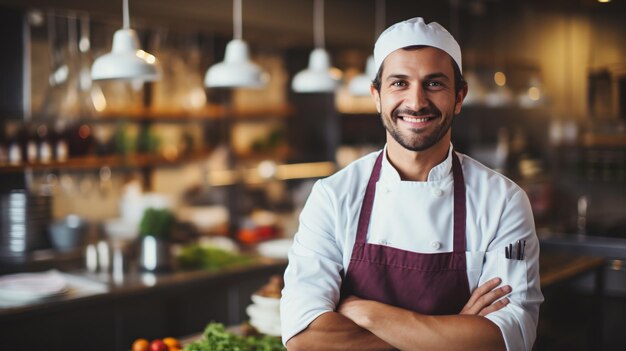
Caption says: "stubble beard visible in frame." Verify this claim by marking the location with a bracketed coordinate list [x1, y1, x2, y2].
[379, 102, 456, 152]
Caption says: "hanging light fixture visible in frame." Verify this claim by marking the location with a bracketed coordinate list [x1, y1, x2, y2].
[205, 0, 268, 88]
[348, 0, 385, 96]
[292, 0, 339, 93]
[91, 0, 160, 81]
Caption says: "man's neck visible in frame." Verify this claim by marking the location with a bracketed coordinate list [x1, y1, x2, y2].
[385, 135, 451, 181]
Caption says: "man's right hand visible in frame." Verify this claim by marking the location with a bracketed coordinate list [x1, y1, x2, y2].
[460, 277, 511, 316]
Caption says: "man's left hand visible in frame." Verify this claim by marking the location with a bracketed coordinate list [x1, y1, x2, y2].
[337, 295, 371, 328]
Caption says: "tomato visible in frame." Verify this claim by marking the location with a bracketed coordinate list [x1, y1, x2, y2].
[150, 339, 168, 351]
[162, 337, 181, 349]
[132, 339, 150, 351]
[237, 228, 258, 244]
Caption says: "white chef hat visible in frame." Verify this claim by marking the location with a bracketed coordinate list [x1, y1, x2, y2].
[374, 17, 462, 75]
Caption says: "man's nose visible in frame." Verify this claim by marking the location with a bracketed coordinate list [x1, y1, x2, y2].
[405, 84, 429, 111]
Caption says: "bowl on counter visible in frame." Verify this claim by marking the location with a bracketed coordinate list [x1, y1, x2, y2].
[251, 293, 281, 310]
[49, 215, 89, 252]
[246, 294, 281, 336]
[256, 238, 293, 259]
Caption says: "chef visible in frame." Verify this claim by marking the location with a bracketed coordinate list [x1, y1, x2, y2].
[281, 17, 543, 351]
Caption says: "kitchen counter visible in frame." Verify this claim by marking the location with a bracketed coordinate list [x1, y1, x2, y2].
[0, 257, 287, 317]
[0, 247, 613, 351]
[0, 258, 287, 351]
[538, 236, 620, 351]
[540, 252, 605, 288]
[541, 234, 626, 259]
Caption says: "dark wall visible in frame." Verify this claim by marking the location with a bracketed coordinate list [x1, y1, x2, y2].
[0, 7, 26, 121]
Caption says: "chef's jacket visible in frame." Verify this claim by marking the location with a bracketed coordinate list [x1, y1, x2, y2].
[281, 145, 544, 351]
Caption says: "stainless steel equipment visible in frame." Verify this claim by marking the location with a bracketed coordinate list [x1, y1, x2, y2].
[0, 190, 52, 262]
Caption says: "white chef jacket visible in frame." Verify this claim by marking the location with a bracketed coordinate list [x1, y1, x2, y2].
[281, 145, 544, 351]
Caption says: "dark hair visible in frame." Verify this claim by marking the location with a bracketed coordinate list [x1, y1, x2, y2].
[371, 46, 466, 96]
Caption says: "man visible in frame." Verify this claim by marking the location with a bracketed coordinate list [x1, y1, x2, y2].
[281, 17, 543, 351]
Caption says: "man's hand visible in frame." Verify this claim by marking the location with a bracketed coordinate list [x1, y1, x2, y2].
[337, 295, 369, 327]
[460, 277, 511, 316]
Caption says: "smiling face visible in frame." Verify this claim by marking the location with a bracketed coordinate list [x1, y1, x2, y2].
[371, 46, 466, 153]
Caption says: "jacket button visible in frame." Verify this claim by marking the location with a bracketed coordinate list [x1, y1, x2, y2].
[431, 188, 444, 197]
[431, 241, 442, 250]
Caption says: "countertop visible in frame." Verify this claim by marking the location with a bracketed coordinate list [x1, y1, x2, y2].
[541, 234, 626, 259]
[0, 257, 288, 318]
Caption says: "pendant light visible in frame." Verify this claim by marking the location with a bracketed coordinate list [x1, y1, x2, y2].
[204, 0, 267, 88]
[91, 0, 160, 81]
[348, 0, 385, 96]
[292, 0, 339, 93]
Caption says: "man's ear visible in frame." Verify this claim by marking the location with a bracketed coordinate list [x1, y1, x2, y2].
[454, 84, 468, 115]
[371, 84, 381, 113]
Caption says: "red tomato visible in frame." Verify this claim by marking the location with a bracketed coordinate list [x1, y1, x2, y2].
[150, 339, 168, 351]
[162, 337, 181, 349]
[256, 226, 276, 240]
[132, 339, 150, 351]
[237, 228, 257, 244]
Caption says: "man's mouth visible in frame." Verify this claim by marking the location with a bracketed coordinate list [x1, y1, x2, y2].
[393, 107, 441, 126]
[399, 115, 437, 123]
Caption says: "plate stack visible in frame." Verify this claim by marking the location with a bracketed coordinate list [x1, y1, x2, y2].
[256, 238, 292, 259]
[0, 190, 52, 261]
[246, 294, 281, 336]
[0, 270, 69, 307]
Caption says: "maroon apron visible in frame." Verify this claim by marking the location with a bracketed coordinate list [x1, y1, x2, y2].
[341, 151, 471, 315]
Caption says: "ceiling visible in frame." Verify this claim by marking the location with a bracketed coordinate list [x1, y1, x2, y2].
[0, 0, 624, 50]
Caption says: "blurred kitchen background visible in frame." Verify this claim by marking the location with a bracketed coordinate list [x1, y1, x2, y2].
[0, 0, 625, 350]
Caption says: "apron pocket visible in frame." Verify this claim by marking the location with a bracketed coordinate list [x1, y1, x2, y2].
[465, 251, 485, 291]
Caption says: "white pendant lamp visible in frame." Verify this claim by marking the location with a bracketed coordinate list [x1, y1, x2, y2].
[348, 55, 376, 96]
[205, 0, 267, 88]
[348, 0, 385, 96]
[91, 0, 160, 81]
[292, 0, 339, 93]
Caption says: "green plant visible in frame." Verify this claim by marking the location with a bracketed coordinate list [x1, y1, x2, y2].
[183, 322, 285, 351]
[139, 208, 175, 239]
[176, 244, 255, 271]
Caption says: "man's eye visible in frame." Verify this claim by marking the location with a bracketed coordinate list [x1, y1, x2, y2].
[391, 81, 407, 87]
[427, 81, 443, 88]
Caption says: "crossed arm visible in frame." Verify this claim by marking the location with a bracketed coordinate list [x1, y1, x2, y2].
[286, 278, 510, 351]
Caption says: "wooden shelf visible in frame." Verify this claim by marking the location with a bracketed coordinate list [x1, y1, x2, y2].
[0, 150, 213, 173]
[95, 104, 294, 122]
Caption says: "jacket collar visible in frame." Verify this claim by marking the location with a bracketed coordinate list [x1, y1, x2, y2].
[381, 143, 454, 182]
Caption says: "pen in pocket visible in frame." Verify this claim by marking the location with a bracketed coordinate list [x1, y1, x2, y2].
[504, 240, 526, 260]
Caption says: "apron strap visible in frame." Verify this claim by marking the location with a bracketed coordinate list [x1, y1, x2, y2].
[451, 152, 466, 253]
[355, 151, 384, 244]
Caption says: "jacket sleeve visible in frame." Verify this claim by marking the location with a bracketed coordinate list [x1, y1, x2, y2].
[482, 189, 544, 351]
[280, 179, 344, 346]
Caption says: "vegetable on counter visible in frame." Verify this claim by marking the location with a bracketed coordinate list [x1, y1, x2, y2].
[132, 337, 181, 351]
[132, 339, 150, 351]
[139, 208, 175, 239]
[176, 244, 255, 271]
[184, 323, 285, 351]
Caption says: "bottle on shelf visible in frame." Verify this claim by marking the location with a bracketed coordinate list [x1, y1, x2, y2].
[24, 122, 38, 164]
[66, 121, 94, 157]
[6, 123, 23, 165]
[37, 123, 53, 164]
[53, 120, 69, 162]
